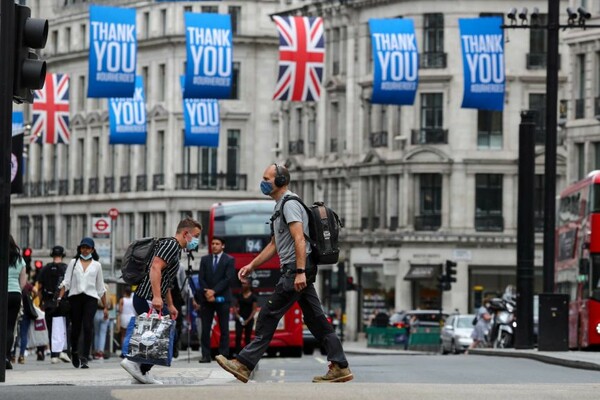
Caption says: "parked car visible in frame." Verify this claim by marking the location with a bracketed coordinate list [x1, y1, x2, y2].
[440, 314, 475, 354]
[389, 310, 447, 328]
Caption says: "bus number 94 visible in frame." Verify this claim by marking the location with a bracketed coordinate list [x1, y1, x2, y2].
[246, 239, 263, 253]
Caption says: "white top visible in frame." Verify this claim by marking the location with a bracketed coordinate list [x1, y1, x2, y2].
[119, 296, 136, 327]
[61, 258, 106, 300]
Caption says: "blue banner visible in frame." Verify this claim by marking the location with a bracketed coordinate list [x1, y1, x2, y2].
[459, 17, 505, 111]
[181, 76, 220, 147]
[369, 18, 418, 105]
[88, 5, 137, 98]
[109, 76, 147, 144]
[12, 111, 24, 136]
[184, 13, 232, 99]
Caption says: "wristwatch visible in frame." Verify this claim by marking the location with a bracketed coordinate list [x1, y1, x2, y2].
[295, 268, 306, 274]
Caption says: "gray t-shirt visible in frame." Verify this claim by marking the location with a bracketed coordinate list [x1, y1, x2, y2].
[273, 191, 312, 265]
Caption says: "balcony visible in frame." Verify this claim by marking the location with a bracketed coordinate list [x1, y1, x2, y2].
[73, 178, 84, 195]
[104, 177, 114, 194]
[526, 52, 561, 70]
[369, 131, 388, 148]
[288, 140, 304, 155]
[153, 174, 164, 190]
[414, 215, 441, 231]
[411, 128, 448, 145]
[475, 215, 504, 232]
[88, 178, 99, 194]
[360, 217, 380, 231]
[30, 182, 42, 197]
[175, 173, 247, 191]
[420, 52, 447, 69]
[43, 180, 57, 196]
[136, 175, 147, 191]
[120, 176, 131, 193]
[58, 180, 68, 195]
[575, 98, 585, 119]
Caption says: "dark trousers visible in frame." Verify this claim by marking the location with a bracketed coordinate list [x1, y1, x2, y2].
[5, 292, 21, 361]
[236, 267, 348, 371]
[69, 293, 97, 361]
[235, 319, 253, 354]
[200, 301, 230, 358]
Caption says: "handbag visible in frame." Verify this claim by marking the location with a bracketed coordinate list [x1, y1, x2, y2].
[122, 311, 176, 367]
[27, 306, 49, 347]
[21, 291, 38, 320]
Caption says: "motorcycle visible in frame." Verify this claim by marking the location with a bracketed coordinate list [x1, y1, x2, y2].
[488, 295, 516, 349]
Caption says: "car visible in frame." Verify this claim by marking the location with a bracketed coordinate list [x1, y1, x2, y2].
[389, 310, 448, 328]
[440, 314, 475, 354]
[302, 313, 338, 355]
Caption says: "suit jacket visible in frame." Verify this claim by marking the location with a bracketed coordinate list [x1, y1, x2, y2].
[197, 252, 236, 304]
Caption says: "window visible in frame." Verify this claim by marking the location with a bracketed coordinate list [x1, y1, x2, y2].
[33, 215, 43, 248]
[477, 110, 503, 149]
[226, 130, 241, 188]
[78, 75, 85, 110]
[142, 212, 151, 237]
[576, 54, 586, 119]
[421, 93, 443, 129]
[475, 174, 503, 231]
[529, 14, 548, 69]
[47, 215, 56, 247]
[65, 26, 71, 52]
[201, 5, 219, 13]
[157, 130, 165, 174]
[51, 30, 58, 53]
[330, 101, 339, 152]
[332, 28, 340, 75]
[308, 114, 316, 156]
[160, 9, 167, 36]
[141, 66, 149, 102]
[143, 11, 150, 39]
[422, 14, 445, 68]
[80, 23, 86, 49]
[92, 137, 99, 178]
[158, 63, 166, 102]
[19, 216, 30, 248]
[416, 174, 442, 231]
[231, 62, 240, 99]
[534, 175, 544, 232]
[577, 143, 585, 181]
[595, 142, 600, 170]
[529, 93, 546, 145]
[229, 6, 241, 36]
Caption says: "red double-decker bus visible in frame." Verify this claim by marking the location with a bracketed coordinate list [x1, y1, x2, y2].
[556, 170, 600, 348]
[207, 200, 303, 357]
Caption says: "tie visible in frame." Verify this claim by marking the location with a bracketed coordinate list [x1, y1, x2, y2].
[213, 255, 218, 272]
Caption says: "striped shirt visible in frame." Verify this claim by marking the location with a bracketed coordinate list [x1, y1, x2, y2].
[135, 237, 182, 300]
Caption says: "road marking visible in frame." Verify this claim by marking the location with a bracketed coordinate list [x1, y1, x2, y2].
[314, 356, 326, 364]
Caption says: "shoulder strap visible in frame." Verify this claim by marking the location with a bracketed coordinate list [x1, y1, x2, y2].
[279, 195, 316, 246]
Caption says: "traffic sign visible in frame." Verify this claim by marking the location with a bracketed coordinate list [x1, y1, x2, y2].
[108, 207, 119, 220]
[92, 217, 111, 238]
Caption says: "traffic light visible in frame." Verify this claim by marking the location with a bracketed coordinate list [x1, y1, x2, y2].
[22, 247, 32, 270]
[34, 260, 43, 269]
[346, 276, 357, 291]
[12, 3, 48, 104]
[445, 260, 457, 283]
[437, 274, 451, 291]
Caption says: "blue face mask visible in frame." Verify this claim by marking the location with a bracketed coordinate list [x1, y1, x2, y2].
[80, 253, 92, 260]
[260, 181, 273, 196]
[187, 236, 199, 251]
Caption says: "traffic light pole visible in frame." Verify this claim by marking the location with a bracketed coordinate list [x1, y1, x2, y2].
[0, 0, 16, 383]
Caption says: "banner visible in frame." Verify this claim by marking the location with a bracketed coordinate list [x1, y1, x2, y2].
[459, 17, 505, 111]
[88, 5, 137, 98]
[11, 112, 24, 194]
[184, 13, 232, 99]
[181, 76, 220, 147]
[369, 18, 418, 105]
[109, 76, 147, 144]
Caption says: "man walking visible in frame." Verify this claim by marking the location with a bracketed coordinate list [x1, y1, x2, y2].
[216, 163, 353, 383]
[197, 237, 235, 362]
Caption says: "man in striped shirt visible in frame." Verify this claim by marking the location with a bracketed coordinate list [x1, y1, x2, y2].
[121, 217, 202, 384]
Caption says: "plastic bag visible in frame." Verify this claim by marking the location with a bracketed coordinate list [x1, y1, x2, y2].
[122, 312, 175, 367]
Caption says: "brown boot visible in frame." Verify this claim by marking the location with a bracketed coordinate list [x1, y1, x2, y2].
[312, 363, 354, 383]
[215, 355, 251, 383]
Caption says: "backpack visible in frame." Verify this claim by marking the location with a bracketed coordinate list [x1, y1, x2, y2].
[279, 195, 344, 266]
[120, 237, 161, 284]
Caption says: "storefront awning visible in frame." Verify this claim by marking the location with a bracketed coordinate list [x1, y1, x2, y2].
[404, 265, 437, 280]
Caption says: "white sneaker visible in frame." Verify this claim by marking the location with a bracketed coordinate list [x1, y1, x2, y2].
[120, 359, 145, 384]
[58, 352, 71, 363]
[142, 372, 163, 385]
[51, 357, 60, 364]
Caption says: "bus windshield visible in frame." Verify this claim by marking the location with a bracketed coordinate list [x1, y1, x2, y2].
[212, 201, 274, 253]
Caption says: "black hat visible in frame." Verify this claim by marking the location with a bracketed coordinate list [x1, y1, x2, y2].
[50, 245, 66, 258]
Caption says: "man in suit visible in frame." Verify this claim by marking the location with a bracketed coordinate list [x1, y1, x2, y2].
[196, 237, 235, 362]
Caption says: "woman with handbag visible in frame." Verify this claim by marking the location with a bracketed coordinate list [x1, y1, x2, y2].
[5, 235, 27, 370]
[58, 237, 109, 369]
[11, 280, 38, 364]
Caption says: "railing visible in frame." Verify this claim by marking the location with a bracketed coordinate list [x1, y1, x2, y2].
[104, 177, 114, 194]
[120, 176, 131, 193]
[526, 53, 560, 70]
[88, 178, 99, 194]
[411, 128, 448, 145]
[288, 140, 304, 155]
[420, 52, 447, 69]
[58, 180, 69, 195]
[575, 98, 585, 119]
[153, 174, 164, 190]
[369, 131, 388, 148]
[414, 215, 441, 231]
[475, 215, 504, 232]
[175, 173, 248, 191]
[43, 180, 57, 196]
[360, 217, 380, 231]
[30, 182, 42, 197]
[389, 216, 398, 232]
[136, 175, 147, 191]
[73, 178, 84, 195]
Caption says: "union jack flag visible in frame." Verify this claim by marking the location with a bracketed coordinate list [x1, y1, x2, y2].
[273, 16, 325, 102]
[31, 73, 70, 144]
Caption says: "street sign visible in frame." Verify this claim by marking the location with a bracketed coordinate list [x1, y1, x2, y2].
[108, 207, 119, 220]
[92, 217, 111, 238]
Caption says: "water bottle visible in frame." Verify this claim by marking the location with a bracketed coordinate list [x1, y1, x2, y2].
[216, 296, 225, 303]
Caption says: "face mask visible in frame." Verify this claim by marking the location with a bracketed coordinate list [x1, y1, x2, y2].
[186, 236, 199, 251]
[260, 181, 273, 195]
[80, 253, 92, 260]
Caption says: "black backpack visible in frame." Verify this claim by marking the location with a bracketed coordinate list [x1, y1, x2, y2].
[120, 237, 161, 284]
[279, 195, 344, 266]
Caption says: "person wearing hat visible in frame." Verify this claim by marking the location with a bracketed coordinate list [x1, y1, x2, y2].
[58, 237, 109, 369]
[37, 245, 71, 364]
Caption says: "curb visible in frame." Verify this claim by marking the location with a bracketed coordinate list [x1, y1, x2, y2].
[469, 349, 600, 372]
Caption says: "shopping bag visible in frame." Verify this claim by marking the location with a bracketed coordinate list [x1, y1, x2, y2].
[27, 306, 49, 347]
[122, 312, 175, 367]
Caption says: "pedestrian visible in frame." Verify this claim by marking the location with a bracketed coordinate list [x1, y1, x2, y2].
[234, 280, 257, 356]
[120, 217, 202, 385]
[93, 283, 113, 360]
[215, 164, 353, 383]
[37, 245, 71, 364]
[12, 278, 38, 364]
[117, 286, 136, 354]
[58, 237, 109, 369]
[466, 298, 492, 354]
[196, 237, 235, 362]
[5, 235, 27, 370]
